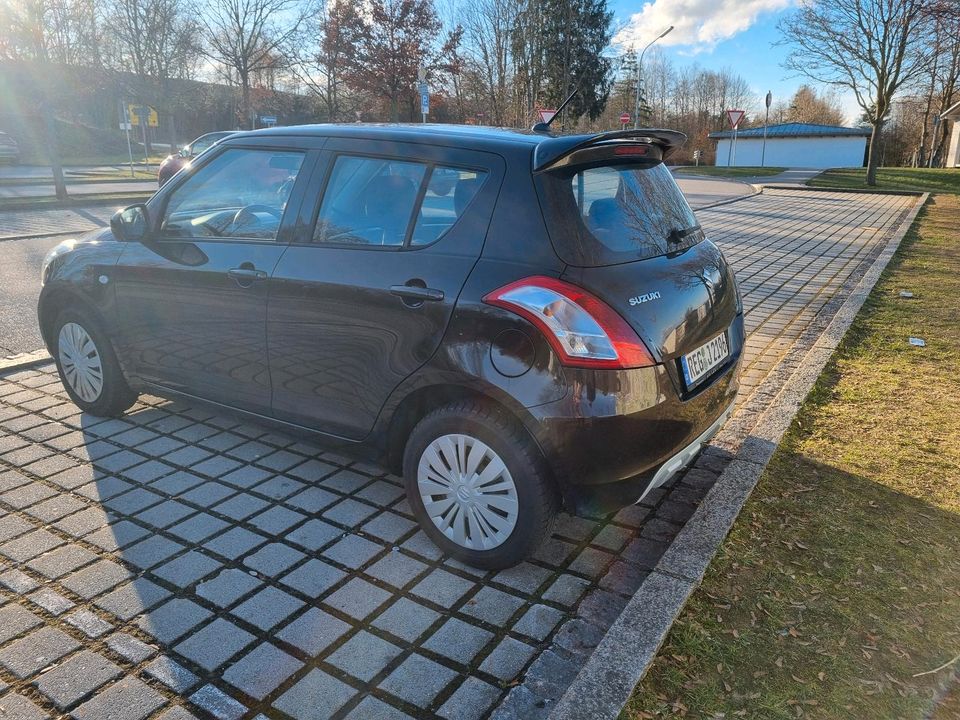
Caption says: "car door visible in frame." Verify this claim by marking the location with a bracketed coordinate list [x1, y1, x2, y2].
[267, 139, 505, 439]
[111, 141, 317, 414]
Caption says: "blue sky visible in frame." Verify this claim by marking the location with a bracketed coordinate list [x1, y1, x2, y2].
[608, 0, 862, 124]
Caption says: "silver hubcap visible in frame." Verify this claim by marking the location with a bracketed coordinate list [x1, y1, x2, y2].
[417, 433, 519, 551]
[58, 322, 103, 403]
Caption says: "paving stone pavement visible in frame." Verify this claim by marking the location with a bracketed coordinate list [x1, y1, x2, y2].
[0, 206, 115, 241]
[0, 188, 918, 720]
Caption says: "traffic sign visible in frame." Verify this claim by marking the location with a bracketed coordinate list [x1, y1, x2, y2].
[726, 109, 745, 129]
[127, 104, 158, 127]
[619, 112, 631, 125]
[418, 82, 430, 117]
[538, 109, 556, 124]
[260, 115, 277, 126]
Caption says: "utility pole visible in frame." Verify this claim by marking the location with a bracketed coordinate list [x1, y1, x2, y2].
[634, 26, 673, 130]
[121, 100, 135, 178]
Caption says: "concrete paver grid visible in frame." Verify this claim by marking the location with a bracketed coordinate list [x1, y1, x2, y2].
[0, 189, 918, 720]
[702, 189, 916, 397]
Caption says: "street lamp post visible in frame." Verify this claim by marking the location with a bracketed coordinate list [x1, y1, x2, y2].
[634, 25, 673, 130]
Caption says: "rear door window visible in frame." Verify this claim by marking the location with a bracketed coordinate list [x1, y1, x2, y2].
[537, 161, 701, 266]
[312, 156, 487, 248]
[411, 166, 486, 246]
[313, 156, 426, 247]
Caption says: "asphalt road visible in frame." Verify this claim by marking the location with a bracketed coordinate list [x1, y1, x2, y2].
[0, 233, 61, 355]
[0, 175, 755, 357]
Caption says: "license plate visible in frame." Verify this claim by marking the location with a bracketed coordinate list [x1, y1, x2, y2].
[680, 332, 729, 387]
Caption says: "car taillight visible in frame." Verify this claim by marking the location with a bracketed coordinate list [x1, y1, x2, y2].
[483, 276, 655, 369]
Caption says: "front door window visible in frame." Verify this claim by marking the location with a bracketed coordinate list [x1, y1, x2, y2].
[161, 148, 304, 240]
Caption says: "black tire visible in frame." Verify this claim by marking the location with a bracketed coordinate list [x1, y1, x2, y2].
[52, 308, 137, 417]
[403, 400, 558, 570]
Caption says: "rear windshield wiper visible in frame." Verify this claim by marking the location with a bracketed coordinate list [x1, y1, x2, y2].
[667, 225, 702, 244]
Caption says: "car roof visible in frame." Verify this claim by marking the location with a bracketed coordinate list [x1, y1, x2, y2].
[234, 123, 547, 146]
[226, 124, 685, 169]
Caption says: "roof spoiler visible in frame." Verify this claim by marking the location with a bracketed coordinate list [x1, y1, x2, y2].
[533, 128, 686, 171]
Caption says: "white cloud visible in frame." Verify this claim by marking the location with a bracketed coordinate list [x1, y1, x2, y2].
[613, 0, 792, 54]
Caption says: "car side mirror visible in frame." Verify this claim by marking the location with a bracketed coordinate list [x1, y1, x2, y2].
[111, 204, 150, 243]
[178, 148, 190, 158]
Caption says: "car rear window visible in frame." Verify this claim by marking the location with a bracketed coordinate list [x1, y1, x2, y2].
[536, 161, 702, 266]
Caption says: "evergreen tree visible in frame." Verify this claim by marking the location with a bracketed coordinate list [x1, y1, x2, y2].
[539, 0, 613, 123]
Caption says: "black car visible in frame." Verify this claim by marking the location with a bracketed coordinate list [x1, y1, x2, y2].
[38, 124, 743, 568]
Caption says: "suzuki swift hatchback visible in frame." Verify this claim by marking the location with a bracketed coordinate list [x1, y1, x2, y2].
[38, 124, 743, 569]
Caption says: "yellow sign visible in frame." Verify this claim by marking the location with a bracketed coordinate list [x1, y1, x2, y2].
[127, 104, 159, 127]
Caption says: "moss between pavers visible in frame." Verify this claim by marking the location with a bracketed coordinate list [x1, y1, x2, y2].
[623, 194, 960, 719]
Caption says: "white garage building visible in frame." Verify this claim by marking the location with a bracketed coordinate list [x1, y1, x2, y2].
[709, 122, 870, 169]
[941, 100, 960, 167]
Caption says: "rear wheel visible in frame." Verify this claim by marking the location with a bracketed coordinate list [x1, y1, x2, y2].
[403, 401, 557, 569]
[53, 309, 137, 416]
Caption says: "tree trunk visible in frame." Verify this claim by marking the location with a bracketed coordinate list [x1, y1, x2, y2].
[168, 111, 177, 153]
[45, 112, 68, 201]
[240, 73, 252, 129]
[866, 121, 882, 186]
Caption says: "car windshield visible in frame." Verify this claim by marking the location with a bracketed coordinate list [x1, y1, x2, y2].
[537, 161, 702, 266]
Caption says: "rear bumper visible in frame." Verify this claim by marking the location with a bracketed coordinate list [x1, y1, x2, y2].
[636, 397, 734, 503]
[528, 313, 743, 516]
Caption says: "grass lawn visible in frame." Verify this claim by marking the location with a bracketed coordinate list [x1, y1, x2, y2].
[673, 166, 787, 178]
[809, 167, 960, 194]
[623, 193, 960, 719]
[32, 154, 168, 167]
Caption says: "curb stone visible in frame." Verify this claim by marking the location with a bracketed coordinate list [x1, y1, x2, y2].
[546, 192, 929, 720]
[776, 183, 924, 196]
[692, 184, 763, 211]
[0, 349, 52, 372]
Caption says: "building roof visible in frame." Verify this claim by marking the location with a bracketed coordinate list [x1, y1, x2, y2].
[708, 122, 871, 139]
[941, 100, 960, 119]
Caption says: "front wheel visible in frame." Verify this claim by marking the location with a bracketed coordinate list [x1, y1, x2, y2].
[403, 401, 558, 570]
[53, 309, 137, 416]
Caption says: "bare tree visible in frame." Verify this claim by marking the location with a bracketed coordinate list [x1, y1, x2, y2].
[779, 0, 931, 185]
[1, 0, 101, 64]
[289, 0, 363, 121]
[460, 0, 523, 126]
[202, 0, 305, 129]
[785, 85, 846, 125]
[106, 0, 199, 148]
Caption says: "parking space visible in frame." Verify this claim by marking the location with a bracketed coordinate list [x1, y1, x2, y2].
[0, 188, 918, 720]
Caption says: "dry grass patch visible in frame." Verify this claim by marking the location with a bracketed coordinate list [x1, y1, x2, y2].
[623, 194, 960, 719]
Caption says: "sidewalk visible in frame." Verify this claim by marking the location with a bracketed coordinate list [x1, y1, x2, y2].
[672, 175, 755, 209]
[0, 204, 114, 241]
[734, 168, 823, 185]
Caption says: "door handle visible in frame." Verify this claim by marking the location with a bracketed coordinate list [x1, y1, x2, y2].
[228, 267, 267, 282]
[390, 285, 444, 303]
